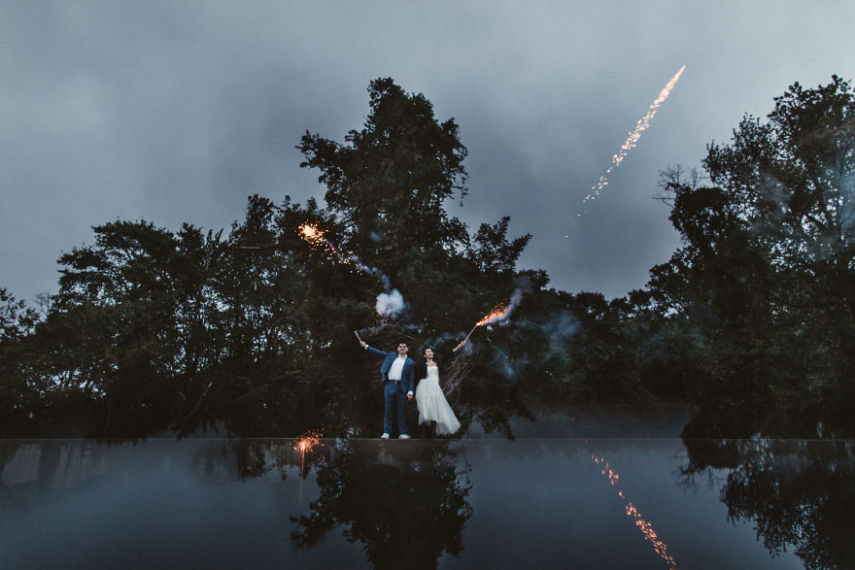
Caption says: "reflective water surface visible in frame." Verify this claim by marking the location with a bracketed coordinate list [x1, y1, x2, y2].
[1, 435, 852, 569]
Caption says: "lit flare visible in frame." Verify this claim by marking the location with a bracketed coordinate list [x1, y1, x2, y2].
[462, 281, 530, 343]
[464, 301, 510, 342]
[298, 221, 347, 262]
[476, 301, 512, 327]
[298, 222, 328, 247]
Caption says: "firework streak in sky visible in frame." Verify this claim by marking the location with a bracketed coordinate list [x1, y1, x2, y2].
[580, 65, 686, 216]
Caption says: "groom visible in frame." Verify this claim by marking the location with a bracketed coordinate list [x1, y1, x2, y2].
[355, 332, 414, 439]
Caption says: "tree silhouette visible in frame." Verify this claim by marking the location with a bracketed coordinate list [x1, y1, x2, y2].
[291, 439, 472, 570]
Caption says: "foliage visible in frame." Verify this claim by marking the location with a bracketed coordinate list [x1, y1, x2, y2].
[2, 75, 854, 441]
[291, 440, 472, 569]
[649, 75, 855, 436]
[0, 79, 551, 438]
[682, 438, 855, 569]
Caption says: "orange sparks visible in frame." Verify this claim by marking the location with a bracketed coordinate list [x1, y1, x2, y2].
[591, 453, 678, 569]
[476, 301, 512, 327]
[297, 221, 355, 268]
[297, 222, 380, 281]
[462, 285, 528, 344]
[580, 65, 686, 215]
[462, 300, 513, 343]
[294, 430, 323, 502]
[298, 222, 328, 248]
[294, 431, 322, 455]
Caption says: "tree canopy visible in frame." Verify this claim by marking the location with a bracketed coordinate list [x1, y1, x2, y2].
[1, 75, 854, 441]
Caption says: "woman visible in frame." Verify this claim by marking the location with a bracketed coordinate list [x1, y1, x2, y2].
[414, 341, 465, 435]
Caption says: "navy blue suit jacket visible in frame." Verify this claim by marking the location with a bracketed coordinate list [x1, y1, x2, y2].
[365, 345, 415, 394]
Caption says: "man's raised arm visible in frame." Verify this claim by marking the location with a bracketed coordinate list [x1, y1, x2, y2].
[355, 331, 386, 357]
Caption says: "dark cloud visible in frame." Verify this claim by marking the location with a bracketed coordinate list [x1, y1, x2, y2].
[2, 1, 854, 301]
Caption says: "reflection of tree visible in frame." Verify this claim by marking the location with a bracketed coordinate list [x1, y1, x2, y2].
[190, 438, 329, 482]
[291, 439, 472, 570]
[682, 438, 855, 569]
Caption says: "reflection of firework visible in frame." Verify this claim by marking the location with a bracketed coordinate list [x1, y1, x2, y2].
[580, 65, 686, 216]
[294, 431, 322, 456]
[592, 454, 678, 569]
[293, 430, 323, 502]
[294, 430, 324, 499]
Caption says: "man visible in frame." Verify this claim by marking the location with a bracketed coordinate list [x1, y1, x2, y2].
[355, 331, 414, 439]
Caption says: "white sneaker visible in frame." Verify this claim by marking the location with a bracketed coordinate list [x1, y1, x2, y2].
[380, 433, 390, 439]
[398, 434, 411, 439]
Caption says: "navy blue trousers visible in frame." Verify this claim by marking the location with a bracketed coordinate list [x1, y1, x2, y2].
[383, 380, 408, 436]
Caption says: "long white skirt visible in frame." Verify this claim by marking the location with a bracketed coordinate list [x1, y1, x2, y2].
[415, 368, 461, 435]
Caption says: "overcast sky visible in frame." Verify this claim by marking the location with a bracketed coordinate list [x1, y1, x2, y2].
[2, 1, 854, 301]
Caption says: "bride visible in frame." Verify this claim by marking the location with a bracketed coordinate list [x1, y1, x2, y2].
[414, 341, 465, 435]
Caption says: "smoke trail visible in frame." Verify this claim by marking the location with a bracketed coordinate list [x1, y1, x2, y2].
[483, 311, 578, 381]
[298, 222, 391, 288]
[354, 325, 385, 337]
[580, 65, 687, 216]
[299, 222, 404, 317]
[375, 289, 406, 318]
[421, 331, 464, 351]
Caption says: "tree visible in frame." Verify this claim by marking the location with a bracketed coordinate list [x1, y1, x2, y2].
[0, 78, 546, 439]
[682, 437, 855, 569]
[298, 78, 470, 274]
[0, 289, 43, 434]
[651, 76, 855, 435]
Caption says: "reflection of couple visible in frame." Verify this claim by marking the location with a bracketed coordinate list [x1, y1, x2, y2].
[355, 332, 463, 439]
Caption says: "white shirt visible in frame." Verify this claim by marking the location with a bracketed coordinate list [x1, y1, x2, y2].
[387, 355, 407, 380]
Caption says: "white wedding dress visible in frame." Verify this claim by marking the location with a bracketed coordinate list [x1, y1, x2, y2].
[416, 365, 461, 435]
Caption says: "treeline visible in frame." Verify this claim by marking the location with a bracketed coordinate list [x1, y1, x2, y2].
[1, 76, 853, 439]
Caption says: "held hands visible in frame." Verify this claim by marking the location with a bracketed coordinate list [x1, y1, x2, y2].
[453, 339, 467, 353]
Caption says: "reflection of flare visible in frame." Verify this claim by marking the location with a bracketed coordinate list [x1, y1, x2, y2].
[592, 454, 678, 569]
[294, 431, 322, 458]
[580, 65, 686, 215]
[294, 431, 323, 475]
[294, 431, 323, 503]
[294, 433, 321, 455]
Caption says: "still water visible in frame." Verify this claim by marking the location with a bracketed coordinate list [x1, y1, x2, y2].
[0, 434, 851, 569]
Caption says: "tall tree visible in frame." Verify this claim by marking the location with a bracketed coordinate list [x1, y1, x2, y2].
[652, 76, 855, 435]
[298, 78, 470, 274]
